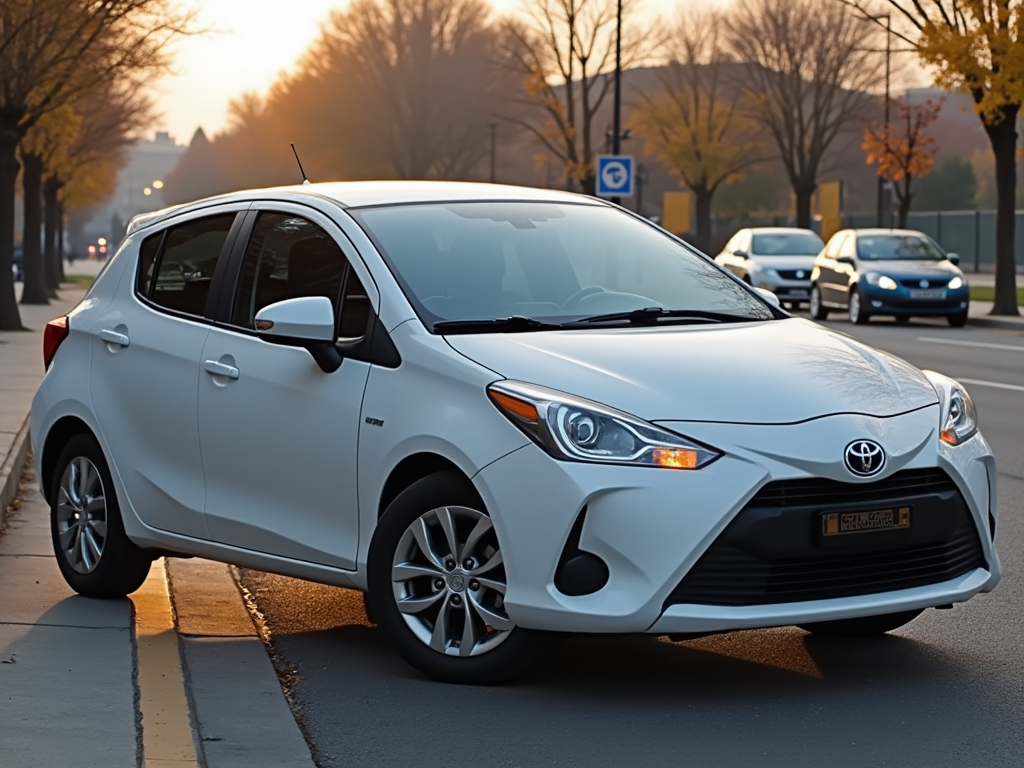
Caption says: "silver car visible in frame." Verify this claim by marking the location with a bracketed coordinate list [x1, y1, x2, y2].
[715, 227, 825, 309]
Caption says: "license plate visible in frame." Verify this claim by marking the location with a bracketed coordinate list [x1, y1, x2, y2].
[909, 289, 947, 299]
[786, 290, 809, 297]
[821, 507, 911, 536]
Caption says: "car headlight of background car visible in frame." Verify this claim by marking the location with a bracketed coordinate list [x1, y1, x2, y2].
[750, 264, 781, 283]
[488, 381, 721, 469]
[923, 371, 979, 446]
[948, 276, 964, 290]
[865, 272, 899, 290]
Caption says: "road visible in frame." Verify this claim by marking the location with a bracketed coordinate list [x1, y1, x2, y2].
[237, 314, 1023, 768]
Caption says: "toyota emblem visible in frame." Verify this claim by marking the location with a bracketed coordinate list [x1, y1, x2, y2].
[844, 440, 886, 476]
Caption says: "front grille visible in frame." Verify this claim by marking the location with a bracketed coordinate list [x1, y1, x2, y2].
[666, 469, 986, 607]
[898, 278, 948, 289]
[777, 269, 811, 280]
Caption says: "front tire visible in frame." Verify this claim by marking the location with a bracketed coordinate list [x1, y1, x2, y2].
[799, 609, 923, 636]
[809, 285, 829, 320]
[50, 433, 152, 598]
[367, 471, 543, 684]
[849, 287, 870, 325]
[948, 311, 968, 327]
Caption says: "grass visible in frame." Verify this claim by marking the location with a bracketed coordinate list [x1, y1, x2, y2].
[62, 274, 95, 289]
[969, 285, 1024, 303]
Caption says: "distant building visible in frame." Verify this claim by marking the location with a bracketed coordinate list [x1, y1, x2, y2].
[79, 131, 187, 250]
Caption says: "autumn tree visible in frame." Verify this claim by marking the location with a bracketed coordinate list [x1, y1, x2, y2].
[0, 0, 193, 328]
[500, 0, 653, 193]
[724, 0, 883, 228]
[843, 1, 1021, 314]
[863, 98, 942, 228]
[632, 9, 762, 251]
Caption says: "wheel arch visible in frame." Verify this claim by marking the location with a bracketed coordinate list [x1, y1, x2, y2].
[377, 452, 471, 519]
[40, 416, 96, 504]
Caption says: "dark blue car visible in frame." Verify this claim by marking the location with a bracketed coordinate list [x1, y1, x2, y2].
[809, 229, 969, 327]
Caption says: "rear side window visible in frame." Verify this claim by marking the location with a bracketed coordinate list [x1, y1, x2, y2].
[137, 214, 236, 317]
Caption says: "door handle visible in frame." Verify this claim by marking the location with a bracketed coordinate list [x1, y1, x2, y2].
[99, 329, 130, 347]
[204, 360, 239, 380]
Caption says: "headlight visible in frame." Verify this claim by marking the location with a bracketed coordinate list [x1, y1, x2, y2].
[762, 267, 781, 282]
[948, 276, 964, 290]
[866, 272, 898, 290]
[923, 371, 979, 446]
[487, 381, 721, 469]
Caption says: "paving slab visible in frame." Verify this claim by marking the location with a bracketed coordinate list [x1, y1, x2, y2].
[1, 485, 56, 557]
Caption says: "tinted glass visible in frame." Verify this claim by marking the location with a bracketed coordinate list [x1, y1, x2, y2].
[856, 234, 946, 261]
[232, 212, 350, 331]
[149, 214, 235, 316]
[751, 232, 824, 256]
[136, 231, 164, 297]
[352, 202, 773, 328]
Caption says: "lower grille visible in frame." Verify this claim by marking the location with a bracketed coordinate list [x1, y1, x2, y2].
[666, 469, 986, 607]
[776, 270, 811, 280]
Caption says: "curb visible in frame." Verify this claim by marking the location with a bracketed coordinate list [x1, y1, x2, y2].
[0, 415, 31, 525]
[968, 316, 1024, 331]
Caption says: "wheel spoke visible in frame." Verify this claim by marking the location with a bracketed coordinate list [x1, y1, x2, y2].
[58, 522, 78, 550]
[462, 515, 492, 561]
[434, 507, 460, 561]
[83, 527, 103, 563]
[392, 561, 443, 582]
[468, 592, 514, 631]
[84, 497, 105, 516]
[475, 576, 506, 595]
[470, 549, 503, 577]
[460, 600, 480, 657]
[79, 459, 95, 498]
[411, 517, 445, 570]
[429, 594, 454, 653]
[89, 519, 107, 539]
[396, 590, 445, 616]
[66, 462, 82, 506]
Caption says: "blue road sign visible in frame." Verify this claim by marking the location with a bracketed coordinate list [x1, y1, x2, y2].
[596, 155, 635, 198]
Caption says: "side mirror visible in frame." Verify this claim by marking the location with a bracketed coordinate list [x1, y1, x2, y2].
[836, 255, 855, 266]
[255, 297, 342, 373]
[946, 252, 960, 265]
[754, 286, 781, 308]
[733, 249, 749, 259]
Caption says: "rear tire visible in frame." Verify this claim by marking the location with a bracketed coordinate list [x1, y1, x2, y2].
[948, 311, 968, 328]
[809, 285, 829, 320]
[798, 609, 923, 636]
[50, 433, 152, 598]
[367, 471, 544, 684]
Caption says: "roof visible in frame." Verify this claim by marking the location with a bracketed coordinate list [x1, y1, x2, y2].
[747, 227, 821, 236]
[127, 181, 603, 236]
[847, 228, 931, 237]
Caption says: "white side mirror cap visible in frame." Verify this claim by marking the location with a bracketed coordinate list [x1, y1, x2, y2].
[754, 287, 781, 308]
[255, 296, 335, 342]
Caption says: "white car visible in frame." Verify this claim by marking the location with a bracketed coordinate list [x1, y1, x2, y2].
[715, 227, 825, 309]
[31, 182, 1001, 684]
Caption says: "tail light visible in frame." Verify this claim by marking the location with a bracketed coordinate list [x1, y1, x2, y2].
[43, 316, 69, 370]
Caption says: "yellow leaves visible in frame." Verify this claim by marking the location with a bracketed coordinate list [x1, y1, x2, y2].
[21, 104, 82, 174]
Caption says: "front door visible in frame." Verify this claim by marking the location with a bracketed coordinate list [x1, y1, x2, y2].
[90, 209, 243, 538]
[197, 206, 374, 569]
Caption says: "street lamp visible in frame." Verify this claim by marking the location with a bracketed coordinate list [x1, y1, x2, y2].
[856, 12, 898, 227]
[611, 0, 622, 205]
[488, 124, 497, 183]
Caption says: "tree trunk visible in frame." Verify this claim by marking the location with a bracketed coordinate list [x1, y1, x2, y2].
[44, 176, 61, 291]
[20, 152, 49, 305]
[57, 200, 65, 282]
[794, 183, 815, 229]
[0, 116, 25, 330]
[694, 185, 713, 254]
[897, 181, 911, 230]
[984, 108, 1020, 316]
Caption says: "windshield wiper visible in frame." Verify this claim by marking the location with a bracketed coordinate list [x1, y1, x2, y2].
[432, 315, 564, 334]
[567, 307, 765, 326]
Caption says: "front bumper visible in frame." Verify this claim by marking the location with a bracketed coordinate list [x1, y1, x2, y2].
[475, 406, 1000, 634]
[756, 278, 811, 302]
[863, 284, 970, 316]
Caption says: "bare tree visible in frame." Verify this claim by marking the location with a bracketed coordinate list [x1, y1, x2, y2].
[632, 8, 763, 251]
[723, 0, 882, 228]
[0, 0, 193, 327]
[500, 0, 653, 194]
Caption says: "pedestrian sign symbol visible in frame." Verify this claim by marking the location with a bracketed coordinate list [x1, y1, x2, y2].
[596, 155, 635, 198]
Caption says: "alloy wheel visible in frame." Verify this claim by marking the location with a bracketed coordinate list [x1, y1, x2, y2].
[809, 287, 820, 316]
[55, 457, 108, 574]
[391, 505, 513, 657]
[849, 291, 862, 323]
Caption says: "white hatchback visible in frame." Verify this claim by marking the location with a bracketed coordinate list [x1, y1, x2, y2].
[31, 182, 1001, 684]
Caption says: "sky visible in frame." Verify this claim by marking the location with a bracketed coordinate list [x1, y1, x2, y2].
[153, 0, 721, 144]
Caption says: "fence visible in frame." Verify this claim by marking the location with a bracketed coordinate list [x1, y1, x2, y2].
[707, 210, 1024, 273]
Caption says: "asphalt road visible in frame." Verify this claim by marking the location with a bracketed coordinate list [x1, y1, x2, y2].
[238, 314, 1024, 768]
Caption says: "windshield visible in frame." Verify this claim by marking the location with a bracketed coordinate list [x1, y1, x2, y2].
[857, 234, 946, 261]
[351, 202, 774, 331]
[751, 232, 823, 256]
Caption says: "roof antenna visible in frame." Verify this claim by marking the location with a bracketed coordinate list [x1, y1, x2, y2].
[290, 143, 311, 185]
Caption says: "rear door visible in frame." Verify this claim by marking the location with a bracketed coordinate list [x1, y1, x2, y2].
[196, 203, 376, 569]
[816, 232, 847, 305]
[90, 207, 246, 538]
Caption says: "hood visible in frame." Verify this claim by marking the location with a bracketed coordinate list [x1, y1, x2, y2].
[861, 260, 959, 279]
[445, 318, 938, 424]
